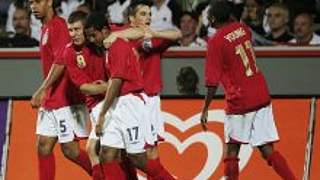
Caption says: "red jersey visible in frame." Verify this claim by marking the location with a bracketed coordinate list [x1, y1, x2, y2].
[106, 38, 144, 96]
[63, 43, 107, 110]
[39, 16, 83, 109]
[205, 22, 270, 114]
[140, 38, 171, 95]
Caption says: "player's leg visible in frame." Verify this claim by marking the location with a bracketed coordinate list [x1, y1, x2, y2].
[120, 150, 138, 180]
[252, 105, 296, 179]
[54, 106, 92, 176]
[36, 109, 58, 180]
[60, 140, 92, 175]
[124, 94, 175, 180]
[224, 112, 254, 180]
[87, 138, 104, 180]
[224, 143, 241, 180]
[258, 143, 296, 180]
[99, 145, 126, 180]
[37, 135, 57, 180]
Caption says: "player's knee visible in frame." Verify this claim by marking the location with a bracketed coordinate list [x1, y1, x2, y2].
[100, 147, 119, 163]
[258, 143, 274, 160]
[128, 153, 148, 171]
[146, 147, 158, 159]
[61, 143, 79, 160]
[37, 138, 55, 156]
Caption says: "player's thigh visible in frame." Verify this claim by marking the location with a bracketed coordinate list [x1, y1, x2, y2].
[251, 105, 279, 146]
[100, 145, 121, 163]
[224, 113, 255, 144]
[70, 104, 89, 138]
[60, 140, 80, 159]
[37, 135, 58, 155]
[52, 106, 79, 143]
[36, 108, 58, 138]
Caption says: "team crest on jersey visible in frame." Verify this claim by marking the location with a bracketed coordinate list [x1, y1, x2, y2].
[42, 29, 49, 45]
[76, 54, 86, 68]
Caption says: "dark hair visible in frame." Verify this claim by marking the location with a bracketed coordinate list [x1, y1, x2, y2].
[85, 12, 109, 31]
[180, 11, 198, 22]
[176, 66, 199, 95]
[68, 11, 88, 24]
[208, 0, 233, 24]
[127, 0, 153, 17]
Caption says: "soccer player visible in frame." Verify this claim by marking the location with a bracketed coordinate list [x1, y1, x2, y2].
[28, 0, 92, 179]
[200, 1, 296, 180]
[104, 0, 182, 167]
[85, 12, 175, 180]
[61, 11, 108, 180]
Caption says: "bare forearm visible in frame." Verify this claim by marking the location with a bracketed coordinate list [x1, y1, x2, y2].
[153, 29, 182, 41]
[114, 27, 145, 40]
[99, 78, 122, 116]
[80, 83, 108, 95]
[202, 86, 218, 110]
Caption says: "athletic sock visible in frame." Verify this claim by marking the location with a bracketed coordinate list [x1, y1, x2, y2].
[38, 154, 55, 180]
[267, 151, 297, 180]
[224, 157, 239, 180]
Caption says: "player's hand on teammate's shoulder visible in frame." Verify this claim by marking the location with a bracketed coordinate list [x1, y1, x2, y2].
[200, 108, 209, 131]
[30, 89, 45, 109]
[103, 33, 118, 49]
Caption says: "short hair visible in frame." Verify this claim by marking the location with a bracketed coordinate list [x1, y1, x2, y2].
[127, 0, 153, 17]
[295, 12, 314, 24]
[267, 3, 289, 20]
[208, 1, 233, 24]
[14, 7, 31, 19]
[176, 66, 199, 95]
[68, 11, 88, 24]
[180, 11, 198, 22]
[85, 12, 109, 31]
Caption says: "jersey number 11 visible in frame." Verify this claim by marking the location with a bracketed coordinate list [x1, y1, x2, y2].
[235, 40, 258, 77]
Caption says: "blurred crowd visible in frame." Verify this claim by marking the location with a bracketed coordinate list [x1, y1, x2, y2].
[1, 0, 320, 47]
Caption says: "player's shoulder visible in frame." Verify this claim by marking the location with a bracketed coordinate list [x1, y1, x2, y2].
[110, 38, 130, 49]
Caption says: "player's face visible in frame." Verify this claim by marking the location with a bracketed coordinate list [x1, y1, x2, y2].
[130, 5, 151, 27]
[85, 27, 105, 47]
[294, 15, 313, 39]
[266, 7, 287, 31]
[28, 0, 51, 20]
[180, 14, 197, 36]
[68, 21, 85, 46]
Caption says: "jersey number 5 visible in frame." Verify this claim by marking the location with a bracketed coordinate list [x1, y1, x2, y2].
[235, 40, 258, 76]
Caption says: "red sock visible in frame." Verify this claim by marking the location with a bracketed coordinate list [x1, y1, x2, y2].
[267, 151, 297, 180]
[75, 150, 93, 175]
[145, 158, 175, 180]
[92, 164, 105, 180]
[120, 157, 138, 180]
[38, 154, 55, 180]
[224, 157, 239, 180]
[102, 161, 126, 180]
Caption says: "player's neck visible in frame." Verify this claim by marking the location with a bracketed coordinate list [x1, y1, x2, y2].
[42, 9, 55, 24]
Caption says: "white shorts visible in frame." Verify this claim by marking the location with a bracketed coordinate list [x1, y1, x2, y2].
[94, 94, 147, 154]
[89, 101, 104, 140]
[224, 104, 279, 147]
[36, 104, 89, 143]
[142, 94, 165, 145]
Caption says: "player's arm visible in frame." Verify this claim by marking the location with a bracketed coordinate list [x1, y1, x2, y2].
[79, 81, 109, 95]
[30, 64, 65, 108]
[148, 28, 182, 41]
[103, 27, 145, 48]
[200, 86, 218, 131]
[95, 78, 122, 136]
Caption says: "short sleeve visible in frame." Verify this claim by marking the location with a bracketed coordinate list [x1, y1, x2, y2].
[205, 37, 223, 87]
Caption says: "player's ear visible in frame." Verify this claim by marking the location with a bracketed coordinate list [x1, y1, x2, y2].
[48, 0, 53, 7]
